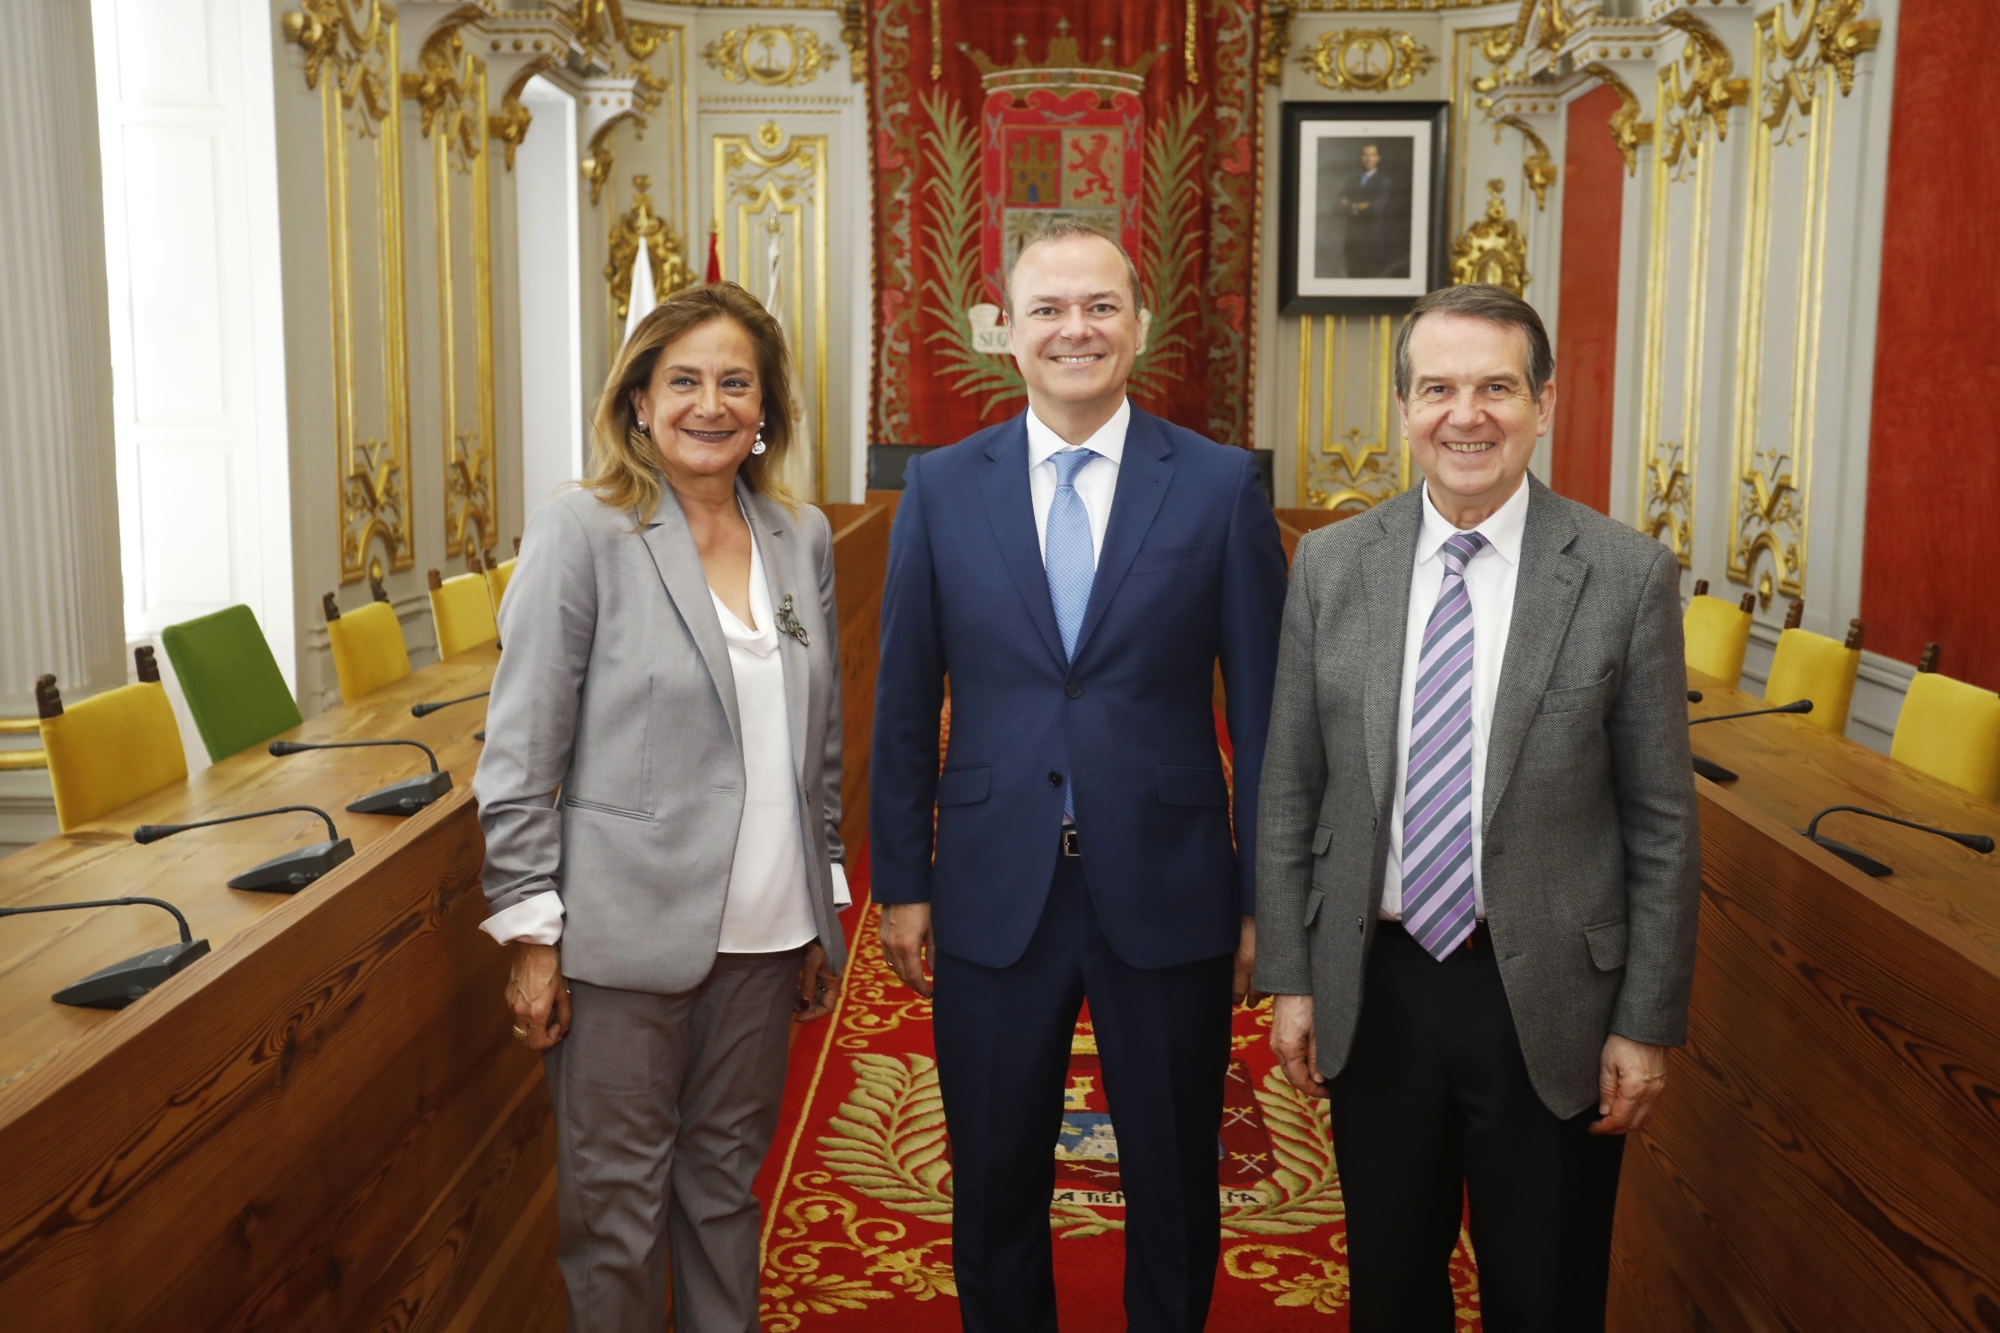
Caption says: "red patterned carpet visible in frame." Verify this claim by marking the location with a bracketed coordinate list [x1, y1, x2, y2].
[752, 850, 1486, 1330]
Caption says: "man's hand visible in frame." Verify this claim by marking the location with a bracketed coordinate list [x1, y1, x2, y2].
[507, 942, 571, 1052]
[1233, 915, 1260, 1005]
[794, 942, 839, 1022]
[880, 901, 935, 999]
[1271, 994, 1326, 1098]
[1591, 1034, 1668, 1135]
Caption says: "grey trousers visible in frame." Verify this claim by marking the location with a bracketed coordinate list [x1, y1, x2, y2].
[545, 950, 801, 1333]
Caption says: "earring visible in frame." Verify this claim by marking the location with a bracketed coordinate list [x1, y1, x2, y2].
[751, 422, 767, 456]
[636, 419, 651, 437]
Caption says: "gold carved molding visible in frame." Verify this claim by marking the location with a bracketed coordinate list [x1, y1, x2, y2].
[703, 23, 840, 86]
[283, 0, 414, 584]
[838, 0, 868, 81]
[1578, 65, 1652, 176]
[1656, 14, 1749, 173]
[1297, 28, 1436, 91]
[1297, 316, 1410, 512]
[1261, 2, 1295, 87]
[714, 126, 830, 498]
[1724, 0, 1879, 606]
[607, 175, 696, 326]
[1501, 116, 1557, 210]
[1449, 180, 1529, 294]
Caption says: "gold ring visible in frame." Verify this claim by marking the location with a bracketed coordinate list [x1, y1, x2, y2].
[512, 1024, 527, 1036]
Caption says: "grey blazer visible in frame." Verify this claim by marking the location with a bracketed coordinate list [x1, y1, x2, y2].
[474, 480, 846, 994]
[1254, 476, 1699, 1117]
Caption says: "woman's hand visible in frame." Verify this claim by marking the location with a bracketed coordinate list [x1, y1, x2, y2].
[507, 942, 571, 1050]
[794, 941, 839, 1022]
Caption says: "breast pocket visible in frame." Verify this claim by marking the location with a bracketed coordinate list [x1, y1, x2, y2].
[1538, 669, 1616, 715]
[1127, 541, 1220, 577]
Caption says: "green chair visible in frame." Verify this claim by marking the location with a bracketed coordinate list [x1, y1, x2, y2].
[160, 605, 304, 762]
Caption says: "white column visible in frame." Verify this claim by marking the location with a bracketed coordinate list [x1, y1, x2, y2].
[0, 0, 125, 717]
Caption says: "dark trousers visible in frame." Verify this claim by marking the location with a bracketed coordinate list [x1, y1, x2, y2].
[1330, 924, 1626, 1333]
[931, 854, 1235, 1333]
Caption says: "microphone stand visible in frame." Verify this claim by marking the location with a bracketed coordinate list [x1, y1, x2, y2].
[0, 897, 210, 1008]
[134, 805, 355, 892]
[268, 739, 453, 815]
[1802, 805, 1996, 878]
[1687, 699, 1814, 783]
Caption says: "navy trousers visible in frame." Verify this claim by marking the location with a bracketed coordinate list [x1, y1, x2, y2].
[931, 854, 1235, 1333]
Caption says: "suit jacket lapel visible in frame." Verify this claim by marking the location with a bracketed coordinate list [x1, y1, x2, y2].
[1069, 406, 1171, 668]
[641, 487, 744, 756]
[1484, 477, 1585, 824]
[1361, 491, 1422, 812]
[747, 485, 812, 780]
[980, 417, 1068, 671]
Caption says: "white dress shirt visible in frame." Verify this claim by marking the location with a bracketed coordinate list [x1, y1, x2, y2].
[1026, 398, 1128, 563]
[480, 515, 848, 948]
[1379, 477, 1530, 920]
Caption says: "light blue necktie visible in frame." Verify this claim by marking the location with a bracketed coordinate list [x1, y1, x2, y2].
[1401, 530, 1487, 960]
[1045, 447, 1097, 819]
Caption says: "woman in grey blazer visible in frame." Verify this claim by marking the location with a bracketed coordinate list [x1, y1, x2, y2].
[473, 282, 848, 1333]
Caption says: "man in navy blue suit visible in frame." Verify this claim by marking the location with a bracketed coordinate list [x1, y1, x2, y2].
[870, 221, 1288, 1332]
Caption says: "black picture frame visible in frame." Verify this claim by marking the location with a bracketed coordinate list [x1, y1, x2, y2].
[1277, 101, 1449, 315]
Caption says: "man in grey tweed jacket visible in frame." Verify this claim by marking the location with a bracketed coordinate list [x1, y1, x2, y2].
[1256, 285, 1700, 1333]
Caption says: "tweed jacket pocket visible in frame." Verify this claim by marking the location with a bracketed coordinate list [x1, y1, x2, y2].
[1584, 917, 1629, 970]
[1539, 670, 1617, 714]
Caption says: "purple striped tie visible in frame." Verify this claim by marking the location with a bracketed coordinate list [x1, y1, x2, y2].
[1401, 530, 1487, 961]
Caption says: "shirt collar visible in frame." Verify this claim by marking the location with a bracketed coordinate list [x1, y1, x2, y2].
[1417, 474, 1530, 567]
[1026, 398, 1131, 471]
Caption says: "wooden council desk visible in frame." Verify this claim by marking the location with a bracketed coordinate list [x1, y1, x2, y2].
[1611, 672, 2000, 1331]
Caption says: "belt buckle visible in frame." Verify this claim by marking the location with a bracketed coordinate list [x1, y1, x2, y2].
[1060, 827, 1081, 858]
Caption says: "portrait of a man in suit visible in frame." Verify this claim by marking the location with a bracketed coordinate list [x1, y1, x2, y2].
[1340, 143, 1393, 276]
[1256, 284, 1701, 1332]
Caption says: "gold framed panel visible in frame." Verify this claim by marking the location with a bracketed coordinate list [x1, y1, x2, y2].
[712, 126, 830, 500]
[1295, 315, 1411, 512]
[287, 0, 416, 585]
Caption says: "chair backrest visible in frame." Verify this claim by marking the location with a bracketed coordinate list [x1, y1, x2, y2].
[1683, 594, 1754, 688]
[160, 604, 304, 762]
[38, 649, 188, 831]
[1891, 670, 2000, 801]
[428, 569, 498, 658]
[324, 595, 412, 702]
[1764, 622, 1862, 734]
[485, 558, 517, 612]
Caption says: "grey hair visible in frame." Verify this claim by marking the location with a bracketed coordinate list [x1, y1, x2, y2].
[1002, 219, 1146, 318]
[1392, 284, 1555, 401]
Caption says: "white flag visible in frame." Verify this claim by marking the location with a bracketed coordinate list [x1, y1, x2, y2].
[623, 234, 655, 344]
[762, 225, 814, 497]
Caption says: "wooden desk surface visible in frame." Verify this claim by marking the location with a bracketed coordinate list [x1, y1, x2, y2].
[0, 647, 494, 1104]
[1685, 669, 2000, 960]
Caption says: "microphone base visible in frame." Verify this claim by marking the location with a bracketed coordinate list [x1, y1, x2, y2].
[227, 838, 356, 892]
[346, 771, 453, 816]
[53, 937, 211, 1008]
[1692, 754, 1738, 783]
[1806, 833, 1893, 878]
[473, 730, 484, 742]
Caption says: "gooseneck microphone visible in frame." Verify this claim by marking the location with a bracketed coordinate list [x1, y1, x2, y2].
[268, 738, 453, 815]
[1686, 698, 1814, 782]
[411, 690, 488, 718]
[1802, 805, 1996, 878]
[0, 897, 210, 1008]
[134, 805, 355, 892]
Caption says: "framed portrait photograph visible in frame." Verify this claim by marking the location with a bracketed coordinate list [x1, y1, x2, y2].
[1278, 102, 1449, 314]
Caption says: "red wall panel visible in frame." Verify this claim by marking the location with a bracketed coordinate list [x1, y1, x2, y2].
[1550, 84, 1627, 514]
[1862, 0, 2000, 689]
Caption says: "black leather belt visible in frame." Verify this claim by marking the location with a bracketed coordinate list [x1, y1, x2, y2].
[1060, 827, 1082, 858]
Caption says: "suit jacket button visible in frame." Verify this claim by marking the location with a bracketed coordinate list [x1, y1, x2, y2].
[1065, 682, 1083, 699]
[1048, 770, 1063, 787]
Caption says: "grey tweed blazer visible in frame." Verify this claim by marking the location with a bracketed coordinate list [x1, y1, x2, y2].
[474, 480, 846, 994]
[1254, 475, 1699, 1117]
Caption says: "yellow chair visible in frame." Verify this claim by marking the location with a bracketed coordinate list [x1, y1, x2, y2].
[1684, 579, 1756, 688]
[323, 589, 411, 702]
[37, 647, 188, 831]
[427, 566, 498, 659]
[1891, 644, 2000, 801]
[485, 556, 516, 613]
[1763, 599, 1863, 735]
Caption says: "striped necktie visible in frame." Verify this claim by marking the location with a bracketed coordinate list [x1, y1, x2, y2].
[1401, 530, 1487, 961]
[1045, 447, 1097, 819]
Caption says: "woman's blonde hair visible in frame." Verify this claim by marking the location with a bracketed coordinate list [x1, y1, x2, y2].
[586, 281, 799, 523]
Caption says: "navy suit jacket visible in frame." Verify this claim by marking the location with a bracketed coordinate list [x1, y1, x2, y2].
[869, 405, 1288, 970]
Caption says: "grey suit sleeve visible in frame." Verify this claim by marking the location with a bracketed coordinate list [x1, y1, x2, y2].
[1255, 543, 1329, 996]
[473, 497, 599, 919]
[1605, 544, 1702, 1046]
[813, 505, 845, 871]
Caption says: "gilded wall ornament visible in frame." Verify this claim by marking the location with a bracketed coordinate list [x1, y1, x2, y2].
[1580, 65, 1652, 176]
[1501, 117, 1557, 210]
[1296, 29, 1435, 92]
[607, 176, 696, 325]
[1260, 2, 1295, 87]
[1449, 180, 1529, 295]
[1657, 13, 1749, 171]
[838, 0, 868, 81]
[704, 23, 840, 87]
[1761, 0, 1881, 137]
